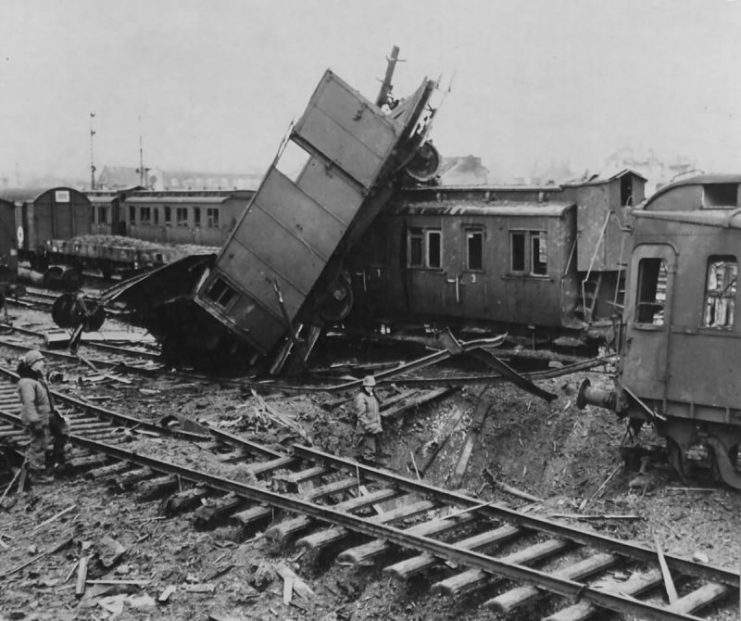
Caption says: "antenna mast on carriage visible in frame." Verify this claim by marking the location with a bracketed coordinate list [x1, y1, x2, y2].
[89, 112, 96, 190]
[376, 45, 402, 108]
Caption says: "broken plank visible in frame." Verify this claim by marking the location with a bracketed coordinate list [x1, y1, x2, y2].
[75, 556, 90, 597]
[381, 387, 457, 420]
[274, 562, 315, 600]
[0, 532, 74, 578]
[654, 534, 678, 604]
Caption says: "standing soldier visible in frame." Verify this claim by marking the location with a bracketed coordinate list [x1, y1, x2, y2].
[354, 375, 383, 463]
[17, 350, 68, 484]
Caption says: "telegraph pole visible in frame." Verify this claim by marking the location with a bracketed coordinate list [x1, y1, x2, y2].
[137, 115, 149, 187]
[89, 112, 97, 190]
[376, 45, 402, 108]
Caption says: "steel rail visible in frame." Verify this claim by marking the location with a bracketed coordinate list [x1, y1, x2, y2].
[0, 367, 209, 441]
[68, 434, 715, 621]
[293, 445, 739, 588]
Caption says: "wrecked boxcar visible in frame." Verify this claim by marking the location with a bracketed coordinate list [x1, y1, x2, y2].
[73, 65, 438, 370]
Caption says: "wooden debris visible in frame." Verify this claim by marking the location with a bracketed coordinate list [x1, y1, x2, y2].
[654, 533, 678, 604]
[159, 585, 176, 603]
[183, 583, 216, 593]
[251, 389, 312, 444]
[448, 397, 491, 488]
[274, 562, 315, 601]
[580, 462, 623, 511]
[87, 579, 151, 586]
[98, 535, 127, 568]
[32, 504, 76, 532]
[1, 532, 74, 578]
[417, 406, 467, 476]
[483, 468, 543, 503]
[0, 462, 25, 507]
[380, 387, 457, 420]
[75, 556, 90, 597]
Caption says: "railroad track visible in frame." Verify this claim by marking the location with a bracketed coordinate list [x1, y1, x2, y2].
[0, 373, 737, 620]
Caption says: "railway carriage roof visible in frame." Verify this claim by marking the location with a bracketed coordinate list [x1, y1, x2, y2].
[388, 200, 575, 217]
[645, 174, 741, 206]
[0, 186, 84, 203]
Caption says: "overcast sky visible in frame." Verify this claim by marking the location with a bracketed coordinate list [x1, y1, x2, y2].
[1, 0, 740, 184]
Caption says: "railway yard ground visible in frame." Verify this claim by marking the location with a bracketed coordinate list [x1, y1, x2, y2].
[0, 303, 740, 621]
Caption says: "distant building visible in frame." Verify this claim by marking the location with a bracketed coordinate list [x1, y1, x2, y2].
[437, 155, 489, 185]
[95, 166, 263, 191]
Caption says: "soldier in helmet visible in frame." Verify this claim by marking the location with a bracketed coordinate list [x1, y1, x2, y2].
[16, 349, 68, 485]
[354, 375, 383, 463]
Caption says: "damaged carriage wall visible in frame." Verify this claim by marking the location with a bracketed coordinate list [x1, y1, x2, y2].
[193, 70, 437, 356]
[347, 189, 579, 331]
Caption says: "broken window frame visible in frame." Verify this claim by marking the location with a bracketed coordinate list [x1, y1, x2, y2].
[509, 229, 548, 276]
[702, 256, 737, 330]
[204, 277, 238, 309]
[635, 257, 668, 326]
[176, 207, 188, 227]
[407, 227, 443, 269]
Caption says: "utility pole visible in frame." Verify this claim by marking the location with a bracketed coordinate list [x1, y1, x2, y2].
[89, 112, 97, 190]
[136, 115, 149, 187]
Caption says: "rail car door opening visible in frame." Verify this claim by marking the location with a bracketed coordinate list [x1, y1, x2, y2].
[405, 223, 446, 315]
[442, 225, 488, 319]
[621, 244, 675, 399]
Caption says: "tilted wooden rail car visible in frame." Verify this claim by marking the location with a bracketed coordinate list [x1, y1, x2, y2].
[578, 174, 741, 489]
[89, 66, 439, 369]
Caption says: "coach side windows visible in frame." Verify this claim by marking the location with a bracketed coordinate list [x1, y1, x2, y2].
[407, 227, 442, 269]
[510, 230, 547, 276]
[466, 230, 483, 271]
[635, 258, 667, 325]
[703, 257, 737, 329]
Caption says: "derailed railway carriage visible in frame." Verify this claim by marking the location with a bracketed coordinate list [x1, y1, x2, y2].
[346, 194, 582, 332]
[578, 174, 741, 489]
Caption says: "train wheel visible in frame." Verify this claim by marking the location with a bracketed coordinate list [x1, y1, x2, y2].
[706, 436, 741, 490]
[666, 438, 692, 486]
[51, 293, 78, 329]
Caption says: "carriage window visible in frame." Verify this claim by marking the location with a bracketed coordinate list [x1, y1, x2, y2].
[703, 184, 738, 208]
[129, 205, 136, 224]
[176, 207, 188, 227]
[635, 258, 667, 325]
[153, 209, 159, 226]
[140, 207, 151, 225]
[205, 277, 237, 308]
[164, 206, 171, 225]
[466, 230, 483, 270]
[91, 206, 96, 224]
[511, 232, 525, 271]
[427, 230, 441, 268]
[409, 229, 423, 267]
[193, 207, 201, 227]
[703, 257, 737, 329]
[207, 208, 220, 228]
[531, 232, 548, 275]
[98, 206, 108, 224]
[407, 227, 442, 268]
[510, 230, 547, 275]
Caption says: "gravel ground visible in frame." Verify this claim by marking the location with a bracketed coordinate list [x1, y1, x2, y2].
[0, 307, 739, 620]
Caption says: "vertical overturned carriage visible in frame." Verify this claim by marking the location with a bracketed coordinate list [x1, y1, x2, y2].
[193, 70, 437, 357]
[103, 69, 438, 368]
